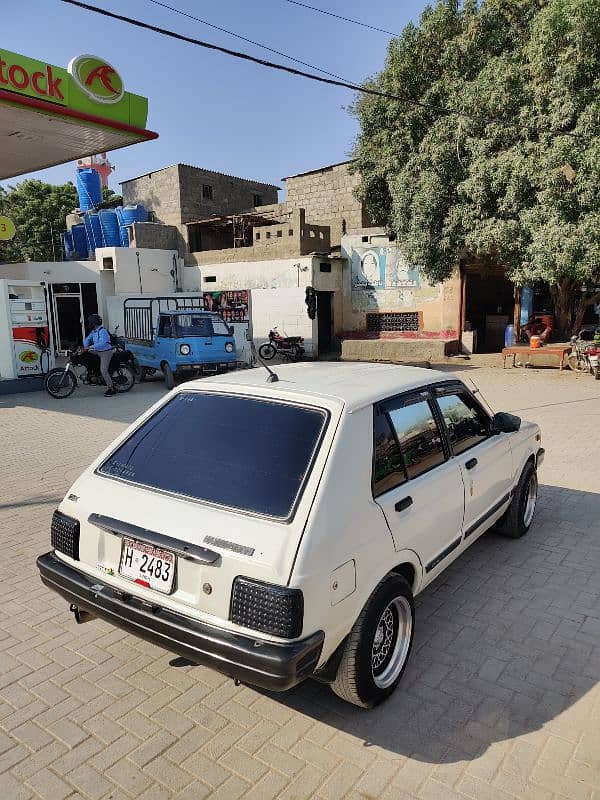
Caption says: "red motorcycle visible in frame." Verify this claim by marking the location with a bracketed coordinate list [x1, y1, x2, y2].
[258, 328, 305, 361]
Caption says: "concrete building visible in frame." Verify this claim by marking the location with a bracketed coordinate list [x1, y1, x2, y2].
[121, 164, 279, 256]
[0, 248, 183, 354]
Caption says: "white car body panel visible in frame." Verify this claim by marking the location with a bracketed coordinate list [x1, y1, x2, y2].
[50, 363, 541, 673]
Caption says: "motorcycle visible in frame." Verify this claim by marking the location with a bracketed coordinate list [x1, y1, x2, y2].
[258, 328, 305, 361]
[568, 327, 600, 379]
[44, 345, 136, 399]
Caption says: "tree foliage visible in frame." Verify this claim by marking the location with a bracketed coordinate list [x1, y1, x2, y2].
[352, 0, 600, 331]
[0, 180, 78, 263]
[0, 180, 123, 264]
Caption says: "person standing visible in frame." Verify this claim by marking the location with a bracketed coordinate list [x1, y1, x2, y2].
[83, 314, 115, 397]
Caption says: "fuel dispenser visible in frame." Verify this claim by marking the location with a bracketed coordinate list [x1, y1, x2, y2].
[0, 280, 55, 381]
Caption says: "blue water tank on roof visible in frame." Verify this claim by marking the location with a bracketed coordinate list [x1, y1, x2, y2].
[71, 223, 88, 259]
[77, 169, 102, 211]
[99, 209, 121, 247]
[120, 204, 148, 224]
[84, 212, 103, 255]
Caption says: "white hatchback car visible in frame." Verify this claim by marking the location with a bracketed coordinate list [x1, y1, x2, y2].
[38, 363, 543, 708]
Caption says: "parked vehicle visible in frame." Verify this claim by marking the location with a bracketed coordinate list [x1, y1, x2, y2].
[258, 327, 305, 361]
[37, 363, 543, 707]
[567, 327, 600, 377]
[44, 346, 135, 399]
[123, 296, 237, 389]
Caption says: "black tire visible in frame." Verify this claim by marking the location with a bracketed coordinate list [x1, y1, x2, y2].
[258, 343, 276, 361]
[45, 368, 77, 399]
[290, 344, 303, 361]
[498, 461, 538, 539]
[163, 362, 175, 390]
[132, 358, 144, 382]
[331, 574, 414, 708]
[595, 367, 600, 381]
[111, 365, 135, 393]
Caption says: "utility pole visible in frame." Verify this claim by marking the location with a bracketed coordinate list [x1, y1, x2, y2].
[50, 221, 57, 262]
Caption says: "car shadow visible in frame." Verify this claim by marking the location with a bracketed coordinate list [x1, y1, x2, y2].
[248, 483, 600, 764]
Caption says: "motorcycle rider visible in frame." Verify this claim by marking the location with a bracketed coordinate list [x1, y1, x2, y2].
[83, 314, 115, 397]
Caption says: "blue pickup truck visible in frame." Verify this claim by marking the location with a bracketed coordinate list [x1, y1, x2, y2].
[124, 296, 237, 389]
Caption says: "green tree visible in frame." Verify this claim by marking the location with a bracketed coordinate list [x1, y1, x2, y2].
[102, 185, 122, 205]
[352, 0, 600, 334]
[0, 180, 78, 263]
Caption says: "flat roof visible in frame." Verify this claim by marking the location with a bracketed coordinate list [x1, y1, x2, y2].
[185, 362, 454, 412]
[282, 160, 353, 182]
[121, 163, 280, 189]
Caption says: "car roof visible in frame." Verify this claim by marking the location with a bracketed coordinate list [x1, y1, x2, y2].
[186, 362, 459, 411]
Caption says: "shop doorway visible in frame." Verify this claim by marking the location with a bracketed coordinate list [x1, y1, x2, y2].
[50, 282, 98, 354]
[462, 268, 515, 353]
[316, 291, 333, 355]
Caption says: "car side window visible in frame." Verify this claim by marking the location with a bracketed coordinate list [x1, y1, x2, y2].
[373, 409, 406, 497]
[387, 397, 446, 480]
[436, 393, 489, 455]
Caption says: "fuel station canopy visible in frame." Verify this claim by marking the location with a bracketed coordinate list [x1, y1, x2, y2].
[0, 48, 157, 180]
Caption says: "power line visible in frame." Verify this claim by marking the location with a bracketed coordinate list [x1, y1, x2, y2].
[282, 0, 400, 37]
[146, 0, 346, 81]
[59, 0, 491, 124]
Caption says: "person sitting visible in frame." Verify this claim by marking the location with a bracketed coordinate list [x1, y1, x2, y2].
[83, 314, 116, 397]
[522, 316, 552, 344]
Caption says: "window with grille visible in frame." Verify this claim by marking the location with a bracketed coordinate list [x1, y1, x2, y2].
[366, 312, 420, 333]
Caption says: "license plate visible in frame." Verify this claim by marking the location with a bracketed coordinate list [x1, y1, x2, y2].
[119, 537, 175, 594]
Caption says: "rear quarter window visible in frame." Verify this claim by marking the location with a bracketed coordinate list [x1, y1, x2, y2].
[98, 392, 328, 520]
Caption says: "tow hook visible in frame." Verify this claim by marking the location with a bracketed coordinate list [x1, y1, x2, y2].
[70, 604, 95, 624]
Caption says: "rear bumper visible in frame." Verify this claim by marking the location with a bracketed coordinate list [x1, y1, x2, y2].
[37, 552, 324, 691]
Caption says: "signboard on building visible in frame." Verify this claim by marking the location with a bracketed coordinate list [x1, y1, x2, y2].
[203, 290, 249, 323]
[0, 216, 16, 240]
[351, 247, 421, 292]
[0, 47, 149, 129]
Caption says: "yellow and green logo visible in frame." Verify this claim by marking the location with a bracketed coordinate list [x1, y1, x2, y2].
[68, 54, 124, 105]
[0, 216, 16, 241]
[19, 350, 39, 363]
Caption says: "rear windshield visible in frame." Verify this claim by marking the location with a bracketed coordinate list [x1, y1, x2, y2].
[98, 392, 328, 519]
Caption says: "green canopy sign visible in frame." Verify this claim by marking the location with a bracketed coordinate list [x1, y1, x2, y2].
[0, 48, 148, 129]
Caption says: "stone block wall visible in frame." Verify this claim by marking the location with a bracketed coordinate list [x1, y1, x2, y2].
[177, 165, 278, 225]
[122, 164, 279, 256]
[283, 162, 366, 245]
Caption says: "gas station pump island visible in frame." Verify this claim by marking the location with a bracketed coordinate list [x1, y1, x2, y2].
[0, 280, 52, 380]
[0, 45, 157, 390]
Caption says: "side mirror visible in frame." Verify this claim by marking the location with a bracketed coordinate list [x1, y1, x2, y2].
[490, 411, 521, 434]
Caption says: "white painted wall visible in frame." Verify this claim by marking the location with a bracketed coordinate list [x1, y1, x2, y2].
[251, 288, 315, 355]
[95, 247, 183, 297]
[182, 256, 314, 293]
[181, 256, 317, 355]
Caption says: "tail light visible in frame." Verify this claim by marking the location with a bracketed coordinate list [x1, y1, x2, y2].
[51, 511, 80, 560]
[230, 576, 303, 638]
[588, 348, 598, 356]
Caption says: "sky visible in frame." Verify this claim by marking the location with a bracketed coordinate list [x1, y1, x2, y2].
[3, 0, 424, 197]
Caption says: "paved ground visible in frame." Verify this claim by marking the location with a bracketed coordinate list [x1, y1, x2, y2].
[1, 363, 599, 800]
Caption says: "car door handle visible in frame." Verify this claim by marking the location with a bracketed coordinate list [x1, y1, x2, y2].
[465, 458, 478, 470]
[395, 496, 413, 512]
